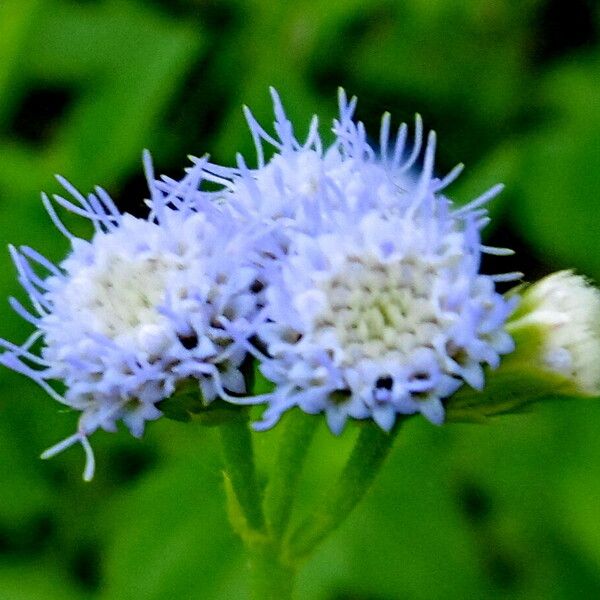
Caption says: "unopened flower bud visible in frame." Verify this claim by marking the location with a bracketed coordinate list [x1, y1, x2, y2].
[507, 271, 600, 395]
[446, 271, 600, 422]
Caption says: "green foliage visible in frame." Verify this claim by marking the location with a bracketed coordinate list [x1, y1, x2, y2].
[0, 0, 599, 598]
[509, 56, 600, 279]
[100, 435, 245, 600]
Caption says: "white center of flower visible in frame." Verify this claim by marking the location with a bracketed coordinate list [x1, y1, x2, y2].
[313, 255, 442, 365]
[64, 251, 174, 339]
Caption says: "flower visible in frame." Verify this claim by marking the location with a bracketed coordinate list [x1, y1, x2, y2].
[507, 271, 600, 395]
[0, 156, 266, 479]
[160, 90, 521, 432]
[255, 207, 518, 433]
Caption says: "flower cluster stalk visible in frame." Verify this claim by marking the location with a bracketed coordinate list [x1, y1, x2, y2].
[218, 407, 402, 598]
[247, 543, 295, 600]
[263, 410, 319, 539]
[219, 416, 265, 532]
[287, 420, 402, 561]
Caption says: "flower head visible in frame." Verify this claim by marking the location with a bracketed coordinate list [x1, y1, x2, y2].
[255, 201, 516, 433]
[161, 90, 521, 432]
[1, 156, 265, 479]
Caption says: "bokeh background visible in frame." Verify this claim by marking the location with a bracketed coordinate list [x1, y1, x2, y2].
[0, 0, 599, 598]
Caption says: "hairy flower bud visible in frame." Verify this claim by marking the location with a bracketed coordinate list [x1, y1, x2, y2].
[508, 271, 600, 394]
[446, 271, 600, 422]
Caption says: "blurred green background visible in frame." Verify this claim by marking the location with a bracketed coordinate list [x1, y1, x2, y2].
[0, 0, 599, 598]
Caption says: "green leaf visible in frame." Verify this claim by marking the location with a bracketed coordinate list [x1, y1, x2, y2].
[0, 0, 204, 263]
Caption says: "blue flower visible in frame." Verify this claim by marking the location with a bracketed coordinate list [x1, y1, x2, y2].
[0, 154, 266, 479]
[162, 89, 521, 433]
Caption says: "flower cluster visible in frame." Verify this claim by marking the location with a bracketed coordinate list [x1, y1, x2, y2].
[2, 89, 530, 477]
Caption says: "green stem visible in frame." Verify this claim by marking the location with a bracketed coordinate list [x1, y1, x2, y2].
[287, 420, 402, 561]
[263, 409, 319, 538]
[219, 417, 265, 532]
[248, 542, 296, 600]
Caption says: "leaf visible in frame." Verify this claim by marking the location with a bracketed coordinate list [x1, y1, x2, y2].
[0, 0, 204, 263]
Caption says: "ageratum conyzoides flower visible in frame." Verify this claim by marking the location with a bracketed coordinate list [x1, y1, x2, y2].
[0, 155, 267, 479]
[507, 270, 600, 394]
[159, 89, 522, 433]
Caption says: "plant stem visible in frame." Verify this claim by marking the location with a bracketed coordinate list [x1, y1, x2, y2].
[219, 416, 265, 532]
[219, 416, 297, 597]
[287, 420, 402, 561]
[248, 542, 296, 600]
[263, 409, 319, 539]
